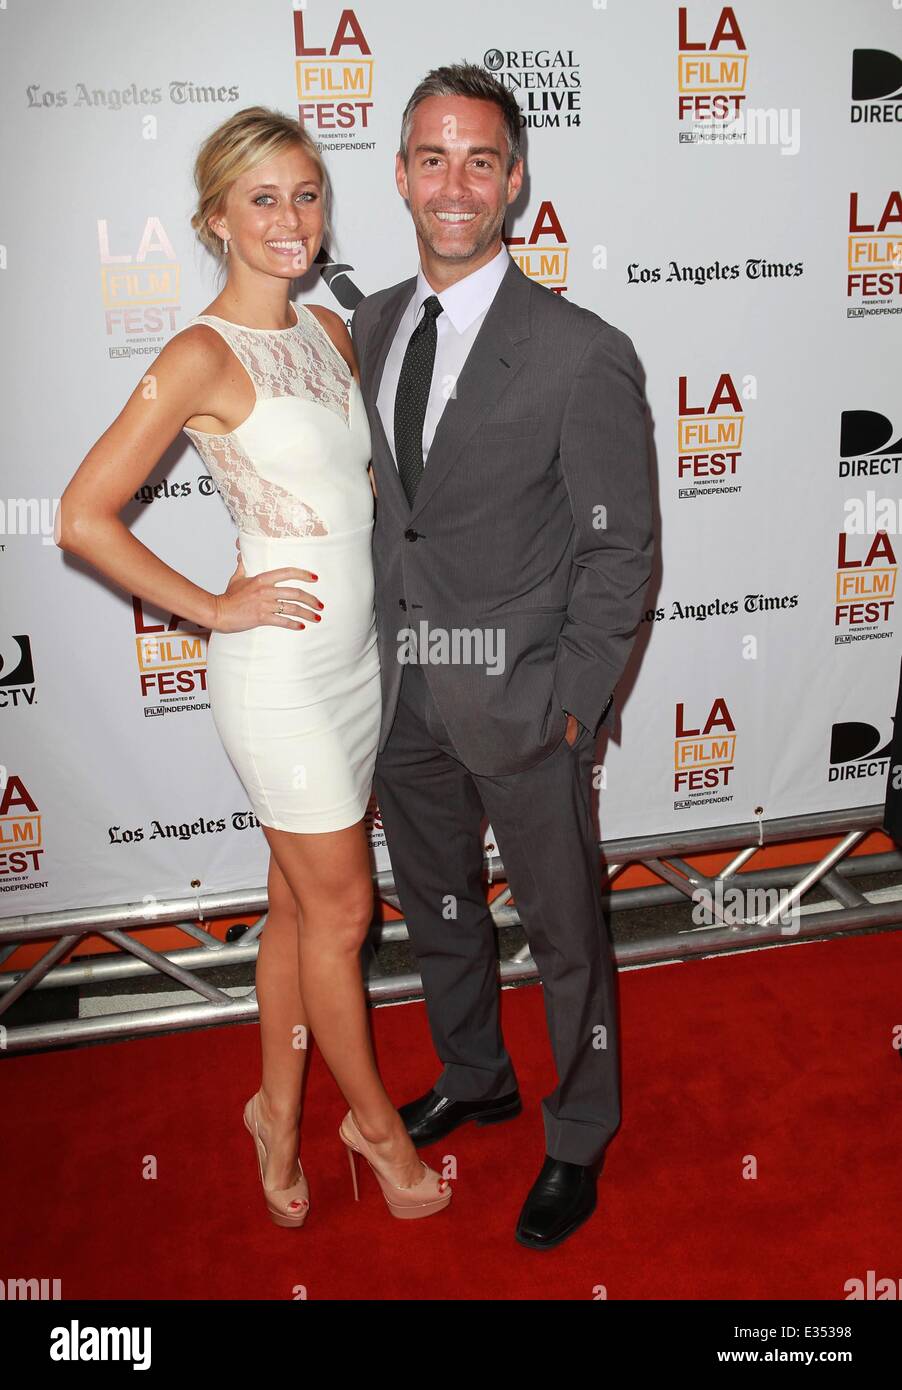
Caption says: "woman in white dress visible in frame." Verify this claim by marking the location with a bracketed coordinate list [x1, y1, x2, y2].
[57, 107, 451, 1227]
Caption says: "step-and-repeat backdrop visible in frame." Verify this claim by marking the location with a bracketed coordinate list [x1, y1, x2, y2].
[2, 1, 900, 916]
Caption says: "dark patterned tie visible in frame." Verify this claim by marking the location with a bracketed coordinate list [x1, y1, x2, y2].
[394, 294, 444, 506]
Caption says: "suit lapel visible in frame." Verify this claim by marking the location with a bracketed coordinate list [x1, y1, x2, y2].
[361, 277, 415, 514]
[362, 255, 533, 519]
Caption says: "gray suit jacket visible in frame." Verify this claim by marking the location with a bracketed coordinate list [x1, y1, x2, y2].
[351, 254, 654, 777]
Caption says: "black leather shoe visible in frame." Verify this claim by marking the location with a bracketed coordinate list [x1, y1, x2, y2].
[515, 1154, 603, 1250]
[398, 1086, 523, 1147]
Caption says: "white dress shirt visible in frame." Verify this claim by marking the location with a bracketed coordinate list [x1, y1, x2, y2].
[376, 243, 511, 469]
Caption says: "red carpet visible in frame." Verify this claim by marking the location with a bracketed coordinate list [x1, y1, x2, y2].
[3, 930, 900, 1300]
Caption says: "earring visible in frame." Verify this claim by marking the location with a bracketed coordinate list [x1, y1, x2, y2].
[221, 236, 229, 255]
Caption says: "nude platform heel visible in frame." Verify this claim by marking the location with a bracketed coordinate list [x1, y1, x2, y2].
[338, 1109, 453, 1220]
[244, 1092, 310, 1229]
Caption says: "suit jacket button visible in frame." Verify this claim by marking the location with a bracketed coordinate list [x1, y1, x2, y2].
[399, 599, 407, 611]
[404, 528, 419, 541]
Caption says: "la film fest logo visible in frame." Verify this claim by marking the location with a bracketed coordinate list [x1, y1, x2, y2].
[678, 5, 748, 135]
[99, 218, 181, 344]
[677, 6, 800, 153]
[834, 526, 896, 639]
[677, 371, 751, 500]
[828, 716, 892, 789]
[133, 598, 211, 715]
[294, 6, 374, 145]
[674, 697, 736, 810]
[0, 635, 36, 709]
[504, 202, 570, 294]
[851, 48, 902, 124]
[846, 190, 902, 310]
[482, 45, 582, 133]
[0, 770, 45, 888]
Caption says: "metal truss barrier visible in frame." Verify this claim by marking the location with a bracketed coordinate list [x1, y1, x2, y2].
[1, 805, 900, 1055]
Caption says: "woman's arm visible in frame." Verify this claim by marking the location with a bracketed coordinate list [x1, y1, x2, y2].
[56, 328, 320, 632]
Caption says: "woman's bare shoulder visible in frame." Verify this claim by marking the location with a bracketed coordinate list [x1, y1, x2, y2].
[150, 320, 232, 382]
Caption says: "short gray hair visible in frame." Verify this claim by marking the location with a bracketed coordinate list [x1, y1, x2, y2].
[399, 62, 522, 174]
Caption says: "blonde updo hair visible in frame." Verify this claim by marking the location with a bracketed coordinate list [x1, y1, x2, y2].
[190, 105, 333, 264]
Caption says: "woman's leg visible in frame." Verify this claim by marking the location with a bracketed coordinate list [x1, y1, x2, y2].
[253, 850, 310, 1189]
[262, 817, 424, 1189]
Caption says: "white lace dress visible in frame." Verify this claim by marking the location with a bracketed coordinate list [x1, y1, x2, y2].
[180, 301, 379, 832]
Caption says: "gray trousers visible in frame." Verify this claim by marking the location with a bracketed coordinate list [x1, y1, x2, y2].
[373, 657, 621, 1166]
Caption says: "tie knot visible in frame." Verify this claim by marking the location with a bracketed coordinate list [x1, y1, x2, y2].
[421, 294, 443, 322]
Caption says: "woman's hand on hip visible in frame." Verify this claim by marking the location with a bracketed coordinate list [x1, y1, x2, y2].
[211, 550, 323, 632]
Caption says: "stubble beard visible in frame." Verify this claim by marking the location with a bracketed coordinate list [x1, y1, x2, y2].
[413, 204, 505, 264]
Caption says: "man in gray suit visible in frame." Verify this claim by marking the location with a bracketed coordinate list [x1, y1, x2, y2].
[351, 62, 654, 1249]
